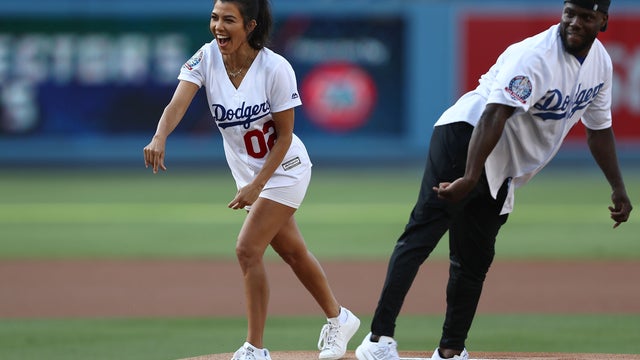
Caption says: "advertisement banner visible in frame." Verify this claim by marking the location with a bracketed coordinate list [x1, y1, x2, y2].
[462, 12, 640, 140]
[0, 17, 213, 136]
[0, 15, 404, 140]
[273, 16, 404, 136]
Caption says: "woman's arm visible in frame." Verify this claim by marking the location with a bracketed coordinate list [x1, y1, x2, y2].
[143, 80, 200, 173]
[228, 108, 295, 209]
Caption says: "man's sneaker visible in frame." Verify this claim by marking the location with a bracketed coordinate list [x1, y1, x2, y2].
[430, 347, 469, 360]
[230, 342, 272, 360]
[317, 307, 361, 359]
[354, 332, 399, 360]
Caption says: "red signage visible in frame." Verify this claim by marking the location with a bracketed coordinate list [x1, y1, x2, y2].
[462, 12, 640, 140]
[301, 62, 377, 133]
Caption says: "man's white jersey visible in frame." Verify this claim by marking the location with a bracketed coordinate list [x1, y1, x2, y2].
[435, 24, 613, 214]
[178, 41, 310, 189]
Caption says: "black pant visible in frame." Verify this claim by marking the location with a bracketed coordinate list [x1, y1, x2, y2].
[370, 122, 510, 350]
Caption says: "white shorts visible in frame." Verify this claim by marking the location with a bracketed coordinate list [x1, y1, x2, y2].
[253, 169, 311, 210]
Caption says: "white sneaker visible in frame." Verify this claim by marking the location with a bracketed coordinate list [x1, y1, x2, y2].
[317, 307, 361, 359]
[354, 332, 399, 360]
[430, 347, 469, 360]
[231, 342, 272, 360]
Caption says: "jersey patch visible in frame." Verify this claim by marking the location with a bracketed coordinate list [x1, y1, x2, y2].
[282, 157, 301, 171]
[505, 75, 532, 104]
[183, 50, 203, 71]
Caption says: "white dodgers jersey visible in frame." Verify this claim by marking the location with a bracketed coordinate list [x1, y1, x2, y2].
[178, 42, 310, 189]
[435, 24, 613, 214]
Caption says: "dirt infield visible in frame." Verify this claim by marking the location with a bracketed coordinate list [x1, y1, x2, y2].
[180, 351, 640, 360]
[1, 259, 639, 359]
[1, 259, 639, 318]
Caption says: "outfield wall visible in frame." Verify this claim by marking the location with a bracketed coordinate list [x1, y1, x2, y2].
[1, 0, 639, 165]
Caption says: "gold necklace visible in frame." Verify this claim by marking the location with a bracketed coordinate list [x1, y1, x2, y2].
[227, 67, 244, 78]
[224, 52, 255, 78]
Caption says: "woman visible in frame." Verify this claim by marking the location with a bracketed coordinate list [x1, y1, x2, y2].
[143, 1, 359, 359]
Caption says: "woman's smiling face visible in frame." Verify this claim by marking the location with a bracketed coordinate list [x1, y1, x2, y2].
[210, 1, 256, 55]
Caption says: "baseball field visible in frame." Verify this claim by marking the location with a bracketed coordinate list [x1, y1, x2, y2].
[1, 165, 639, 360]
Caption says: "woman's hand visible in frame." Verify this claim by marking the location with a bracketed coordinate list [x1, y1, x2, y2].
[143, 136, 167, 174]
[228, 183, 263, 210]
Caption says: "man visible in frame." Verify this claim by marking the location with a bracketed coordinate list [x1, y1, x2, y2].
[355, 1, 632, 359]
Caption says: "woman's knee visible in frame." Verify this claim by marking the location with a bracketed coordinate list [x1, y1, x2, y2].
[235, 239, 264, 267]
[274, 247, 308, 267]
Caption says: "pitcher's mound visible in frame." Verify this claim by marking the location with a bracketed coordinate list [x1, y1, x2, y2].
[180, 351, 640, 360]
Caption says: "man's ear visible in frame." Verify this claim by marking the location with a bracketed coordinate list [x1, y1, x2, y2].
[600, 14, 609, 32]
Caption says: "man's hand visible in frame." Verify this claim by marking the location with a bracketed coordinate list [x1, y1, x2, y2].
[609, 189, 632, 228]
[433, 177, 477, 203]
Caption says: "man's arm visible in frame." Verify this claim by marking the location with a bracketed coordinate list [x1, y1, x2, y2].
[586, 127, 633, 228]
[433, 103, 515, 202]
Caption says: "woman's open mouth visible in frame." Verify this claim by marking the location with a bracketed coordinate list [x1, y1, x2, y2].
[217, 35, 230, 46]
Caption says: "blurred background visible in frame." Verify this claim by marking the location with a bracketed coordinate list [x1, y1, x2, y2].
[2, 1, 640, 359]
[1, 0, 639, 167]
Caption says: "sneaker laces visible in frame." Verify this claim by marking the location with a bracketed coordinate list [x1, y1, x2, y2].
[242, 347, 264, 360]
[233, 345, 262, 360]
[231, 348, 245, 360]
[317, 322, 339, 350]
[373, 339, 398, 359]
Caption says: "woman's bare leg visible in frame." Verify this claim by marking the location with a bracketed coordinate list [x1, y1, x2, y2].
[235, 197, 296, 348]
[270, 216, 340, 318]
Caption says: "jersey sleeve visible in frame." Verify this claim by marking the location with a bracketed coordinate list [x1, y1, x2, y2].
[485, 47, 551, 113]
[581, 55, 613, 130]
[177, 45, 207, 88]
[268, 60, 302, 113]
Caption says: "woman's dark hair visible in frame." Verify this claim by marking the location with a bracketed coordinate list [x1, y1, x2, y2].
[217, 0, 272, 49]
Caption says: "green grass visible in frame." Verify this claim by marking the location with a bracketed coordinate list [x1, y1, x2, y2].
[0, 315, 639, 360]
[1, 166, 639, 359]
[1, 166, 639, 260]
